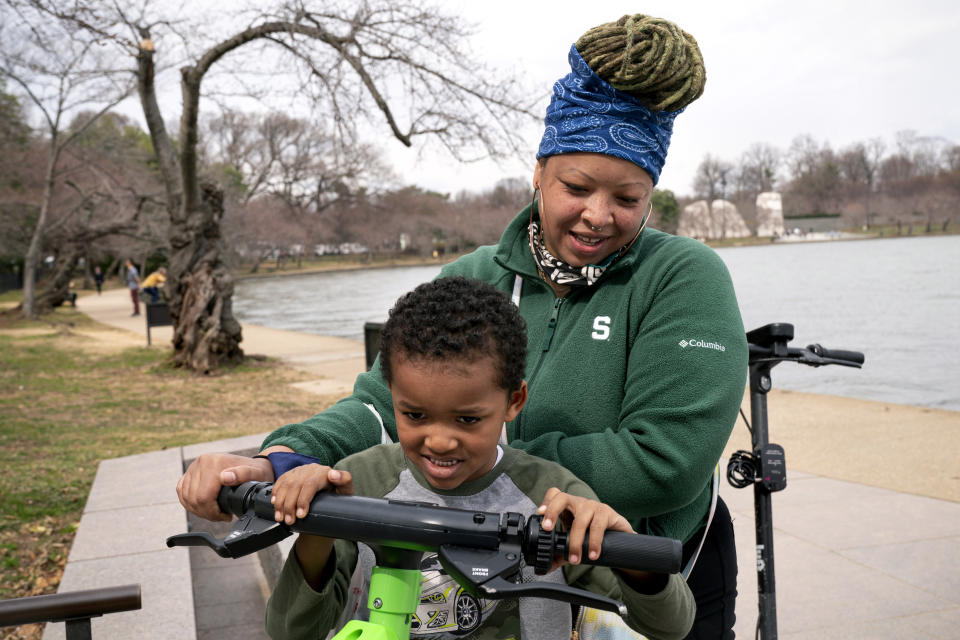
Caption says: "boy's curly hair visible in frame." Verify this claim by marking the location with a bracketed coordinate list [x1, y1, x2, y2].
[379, 277, 527, 393]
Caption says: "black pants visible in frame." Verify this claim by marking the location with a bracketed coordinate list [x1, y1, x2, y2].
[682, 497, 737, 639]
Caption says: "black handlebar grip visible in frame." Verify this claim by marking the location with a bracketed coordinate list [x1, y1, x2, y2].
[217, 482, 257, 517]
[807, 344, 865, 365]
[582, 531, 682, 574]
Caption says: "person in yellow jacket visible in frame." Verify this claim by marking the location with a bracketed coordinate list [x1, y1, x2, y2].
[141, 266, 166, 303]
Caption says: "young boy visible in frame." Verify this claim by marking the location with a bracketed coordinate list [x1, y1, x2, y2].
[264, 277, 694, 639]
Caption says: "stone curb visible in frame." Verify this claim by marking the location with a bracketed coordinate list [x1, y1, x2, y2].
[43, 433, 272, 640]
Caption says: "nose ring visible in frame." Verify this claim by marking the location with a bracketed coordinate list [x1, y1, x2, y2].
[589, 224, 602, 232]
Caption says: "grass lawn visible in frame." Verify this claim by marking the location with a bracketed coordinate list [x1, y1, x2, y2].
[0, 306, 333, 639]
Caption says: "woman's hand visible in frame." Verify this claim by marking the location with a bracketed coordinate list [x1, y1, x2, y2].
[177, 450, 283, 522]
[271, 465, 354, 525]
[537, 486, 634, 567]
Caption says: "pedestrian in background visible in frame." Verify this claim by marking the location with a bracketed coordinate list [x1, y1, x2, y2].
[93, 265, 104, 295]
[125, 259, 141, 316]
[141, 266, 167, 303]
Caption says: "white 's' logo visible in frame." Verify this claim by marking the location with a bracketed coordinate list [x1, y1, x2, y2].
[592, 316, 611, 340]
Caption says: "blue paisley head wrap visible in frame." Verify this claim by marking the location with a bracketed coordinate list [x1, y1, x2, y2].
[537, 45, 682, 185]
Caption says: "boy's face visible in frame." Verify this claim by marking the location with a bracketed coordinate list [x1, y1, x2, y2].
[389, 355, 526, 491]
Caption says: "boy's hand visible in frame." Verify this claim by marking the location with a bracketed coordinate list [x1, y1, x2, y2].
[271, 465, 354, 525]
[538, 487, 634, 567]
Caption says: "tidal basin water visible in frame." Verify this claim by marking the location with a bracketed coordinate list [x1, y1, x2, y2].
[234, 235, 960, 411]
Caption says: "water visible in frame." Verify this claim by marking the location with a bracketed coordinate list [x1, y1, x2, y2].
[716, 235, 960, 411]
[234, 235, 960, 411]
[234, 265, 444, 340]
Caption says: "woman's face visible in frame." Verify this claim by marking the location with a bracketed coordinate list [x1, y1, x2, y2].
[533, 153, 653, 267]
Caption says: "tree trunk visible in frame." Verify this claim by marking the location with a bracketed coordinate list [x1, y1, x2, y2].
[137, 35, 248, 372]
[34, 249, 81, 313]
[168, 183, 243, 373]
[21, 142, 60, 319]
[249, 253, 265, 274]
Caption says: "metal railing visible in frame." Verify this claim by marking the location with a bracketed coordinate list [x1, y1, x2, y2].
[0, 584, 141, 640]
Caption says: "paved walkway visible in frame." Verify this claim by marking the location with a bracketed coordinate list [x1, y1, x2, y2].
[77, 287, 368, 396]
[41, 287, 960, 639]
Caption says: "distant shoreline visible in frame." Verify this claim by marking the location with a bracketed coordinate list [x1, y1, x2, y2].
[698, 226, 956, 249]
[232, 254, 458, 282]
[233, 227, 957, 280]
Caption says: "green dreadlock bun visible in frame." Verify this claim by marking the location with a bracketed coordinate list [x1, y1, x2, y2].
[575, 14, 706, 112]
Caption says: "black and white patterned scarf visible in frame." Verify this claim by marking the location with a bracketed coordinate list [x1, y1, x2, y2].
[528, 220, 609, 287]
[527, 208, 649, 287]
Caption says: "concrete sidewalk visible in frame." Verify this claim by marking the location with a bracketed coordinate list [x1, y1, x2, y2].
[78, 287, 367, 396]
[41, 287, 960, 639]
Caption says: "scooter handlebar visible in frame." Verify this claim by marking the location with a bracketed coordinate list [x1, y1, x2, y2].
[208, 482, 682, 575]
[806, 343, 865, 366]
[578, 529, 681, 574]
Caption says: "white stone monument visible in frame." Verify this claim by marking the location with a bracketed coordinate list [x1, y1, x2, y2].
[677, 200, 713, 239]
[710, 199, 752, 239]
[678, 199, 751, 240]
[755, 192, 785, 237]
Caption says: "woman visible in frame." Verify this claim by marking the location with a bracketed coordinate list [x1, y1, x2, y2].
[179, 14, 746, 639]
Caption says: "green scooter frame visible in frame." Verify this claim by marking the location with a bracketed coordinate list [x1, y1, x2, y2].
[332, 566, 422, 640]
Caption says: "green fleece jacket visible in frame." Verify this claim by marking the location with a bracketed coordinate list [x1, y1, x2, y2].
[262, 206, 747, 542]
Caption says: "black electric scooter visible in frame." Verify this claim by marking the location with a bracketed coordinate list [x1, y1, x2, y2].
[728, 323, 864, 639]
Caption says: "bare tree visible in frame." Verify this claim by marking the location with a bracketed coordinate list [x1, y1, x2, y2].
[693, 154, 735, 202]
[0, 1, 134, 317]
[226, 193, 308, 272]
[12, 110, 165, 307]
[737, 143, 781, 194]
[784, 134, 842, 215]
[0, 78, 30, 188]
[837, 137, 885, 228]
[36, 0, 538, 372]
[0, 79, 34, 267]
[944, 144, 960, 174]
[34, 213, 142, 311]
[692, 153, 734, 238]
[205, 110, 391, 210]
[205, 109, 394, 270]
[893, 130, 951, 178]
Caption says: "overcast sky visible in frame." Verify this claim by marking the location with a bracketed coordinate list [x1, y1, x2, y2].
[386, 0, 960, 198]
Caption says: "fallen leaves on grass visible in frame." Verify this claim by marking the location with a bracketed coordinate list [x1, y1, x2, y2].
[0, 323, 337, 639]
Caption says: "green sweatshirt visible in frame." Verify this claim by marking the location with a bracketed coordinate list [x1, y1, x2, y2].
[262, 206, 747, 542]
[265, 444, 695, 640]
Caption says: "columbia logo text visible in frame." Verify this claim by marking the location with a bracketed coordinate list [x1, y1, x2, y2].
[679, 338, 726, 352]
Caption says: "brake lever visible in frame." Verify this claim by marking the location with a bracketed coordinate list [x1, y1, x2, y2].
[437, 543, 627, 618]
[167, 510, 291, 558]
[478, 575, 627, 617]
